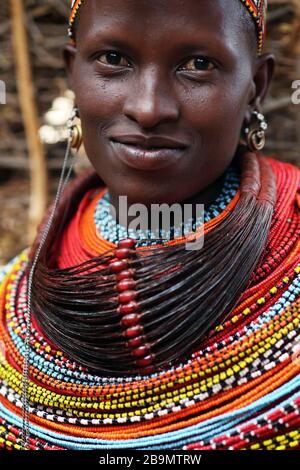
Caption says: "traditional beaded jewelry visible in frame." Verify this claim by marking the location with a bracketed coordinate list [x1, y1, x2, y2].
[30, 147, 279, 378]
[0, 151, 299, 451]
[94, 164, 240, 246]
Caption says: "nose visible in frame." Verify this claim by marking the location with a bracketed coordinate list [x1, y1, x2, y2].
[123, 67, 180, 128]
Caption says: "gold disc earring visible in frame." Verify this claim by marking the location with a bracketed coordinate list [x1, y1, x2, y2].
[68, 107, 83, 151]
[244, 110, 268, 152]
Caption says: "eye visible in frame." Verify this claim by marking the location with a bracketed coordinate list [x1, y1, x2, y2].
[96, 51, 131, 67]
[179, 56, 215, 72]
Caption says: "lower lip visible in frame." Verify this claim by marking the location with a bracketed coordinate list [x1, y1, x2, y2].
[110, 140, 187, 171]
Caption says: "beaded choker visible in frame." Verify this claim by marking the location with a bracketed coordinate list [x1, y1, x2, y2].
[94, 164, 240, 246]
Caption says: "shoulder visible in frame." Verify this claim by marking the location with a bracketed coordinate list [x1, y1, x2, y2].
[263, 155, 300, 201]
[0, 249, 29, 285]
[0, 250, 28, 345]
[264, 155, 300, 179]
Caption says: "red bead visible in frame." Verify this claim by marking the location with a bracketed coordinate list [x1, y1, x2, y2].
[116, 269, 136, 281]
[118, 301, 140, 315]
[118, 290, 138, 304]
[109, 260, 128, 273]
[115, 248, 134, 259]
[116, 279, 137, 292]
[124, 325, 144, 338]
[136, 354, 155, 367]
[127, 335, 146, 348]
[121, 313, 141, 327]
[131, 344, 151, 357]
[118, 238, 136, 249]
[140, 365, 155, 374]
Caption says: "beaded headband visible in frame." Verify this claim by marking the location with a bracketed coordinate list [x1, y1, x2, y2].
[68, 0, 267, 55]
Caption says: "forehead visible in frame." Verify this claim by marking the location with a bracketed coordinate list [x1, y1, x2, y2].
[75, 0, 248, 52]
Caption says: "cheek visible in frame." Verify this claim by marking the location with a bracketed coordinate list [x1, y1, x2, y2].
[179, 82, 248, 143]
[175, 79, 251, 184]
[77, 89, 122, 126]
[73, 62, 125, 127]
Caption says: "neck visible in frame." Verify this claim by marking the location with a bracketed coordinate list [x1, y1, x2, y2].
[106, 163, 235, 232]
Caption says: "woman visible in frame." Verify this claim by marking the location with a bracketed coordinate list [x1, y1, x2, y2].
[0, 0, 300, 451]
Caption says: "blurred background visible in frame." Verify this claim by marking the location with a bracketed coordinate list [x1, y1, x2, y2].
[0, 0, 300, 266]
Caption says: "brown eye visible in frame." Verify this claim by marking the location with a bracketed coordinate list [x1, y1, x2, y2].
[181, 57, 215, 72]
[97, 51, 130, 67]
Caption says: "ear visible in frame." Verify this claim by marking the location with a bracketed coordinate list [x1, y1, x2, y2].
[63, 44, 77, 90]
[245, 53, 275, 122]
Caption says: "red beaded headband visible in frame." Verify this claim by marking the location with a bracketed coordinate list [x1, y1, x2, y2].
[69, 0, 267, 55]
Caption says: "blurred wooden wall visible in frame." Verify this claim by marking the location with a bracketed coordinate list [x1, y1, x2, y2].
[264, 0, 300, 165]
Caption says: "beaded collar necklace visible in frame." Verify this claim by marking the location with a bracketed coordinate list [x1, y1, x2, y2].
[1, 150, 300, 451]
[94, 164, 240, 246]
[28, 146, 277, 380]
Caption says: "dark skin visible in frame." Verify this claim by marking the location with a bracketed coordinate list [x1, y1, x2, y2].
[64, 0, 275, 226]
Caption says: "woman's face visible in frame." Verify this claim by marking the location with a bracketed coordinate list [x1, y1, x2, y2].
[65, 0, 273, 205]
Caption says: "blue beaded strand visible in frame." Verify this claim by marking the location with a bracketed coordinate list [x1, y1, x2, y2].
[94, 164, 240, 246]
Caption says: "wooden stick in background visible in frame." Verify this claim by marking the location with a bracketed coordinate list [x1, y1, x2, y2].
[10, 0, 48, 243]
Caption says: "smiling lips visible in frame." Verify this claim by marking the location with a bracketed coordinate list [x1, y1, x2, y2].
[109, 134, 189, 171]
[111, 134, 188, 149]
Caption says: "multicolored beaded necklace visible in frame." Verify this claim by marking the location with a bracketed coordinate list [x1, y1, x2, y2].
[30, 147, 278, 378]
[0, 152, 300, 450]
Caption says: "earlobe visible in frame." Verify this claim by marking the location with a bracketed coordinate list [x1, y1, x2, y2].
[243, 53, 275, 137]
[62, 44, 77, 90]
[245, 53, 275, 123]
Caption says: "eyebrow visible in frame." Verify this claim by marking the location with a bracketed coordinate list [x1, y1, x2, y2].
[80, 28, 237, 65]
[82, 33, 139, 57]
